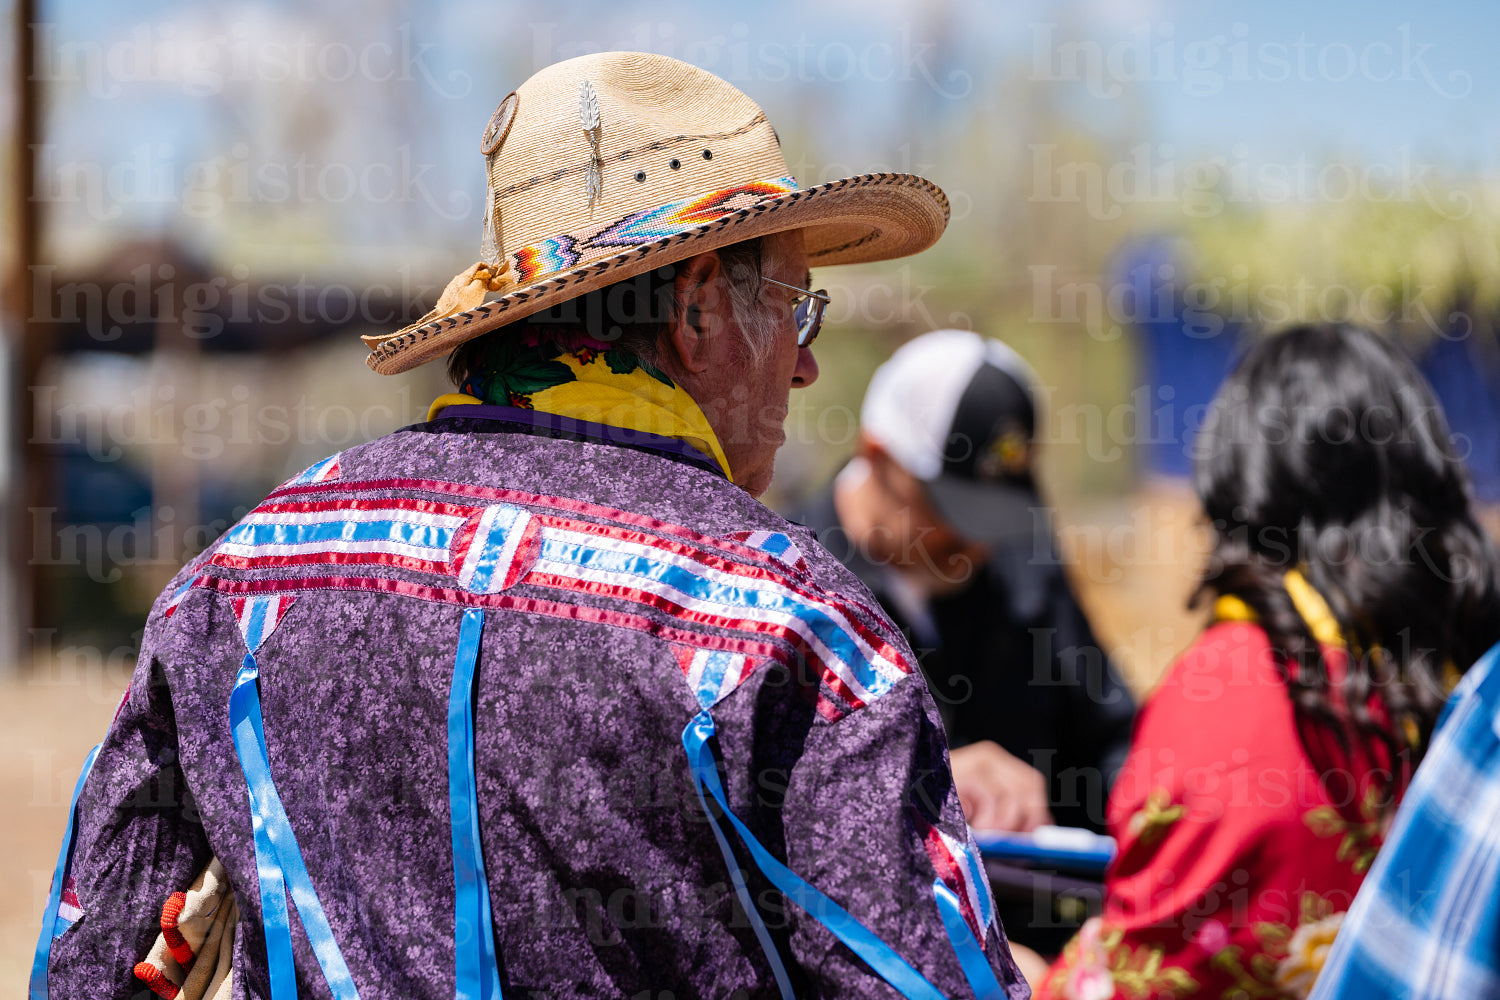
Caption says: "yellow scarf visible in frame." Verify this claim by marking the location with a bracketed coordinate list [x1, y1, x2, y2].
[429, 351, 732, 481]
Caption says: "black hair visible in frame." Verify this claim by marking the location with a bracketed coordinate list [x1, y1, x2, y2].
[1193, 322, 1500, 813]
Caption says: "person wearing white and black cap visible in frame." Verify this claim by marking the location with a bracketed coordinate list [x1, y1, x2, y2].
[794, 329, 1136, 836]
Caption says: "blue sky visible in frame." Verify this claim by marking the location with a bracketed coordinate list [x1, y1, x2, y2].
[1135, 0, 1500, 171]
[31, 0, 1500, 265]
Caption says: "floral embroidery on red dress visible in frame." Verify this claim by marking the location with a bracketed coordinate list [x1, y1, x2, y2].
[1125, 787, 1187, 849]
[1044, 890, 1355, 1000]
[1053, 918, 1199, 999]
[1033, 620, 1386, 1000]
[1207, 894, 1346, 999]
[1302, 787, 1384, 876]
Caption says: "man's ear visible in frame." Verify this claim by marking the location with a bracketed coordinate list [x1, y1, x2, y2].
[857, 433, 890, 468]
[663, 251, 723, 375]
[858, 437, 904, 489]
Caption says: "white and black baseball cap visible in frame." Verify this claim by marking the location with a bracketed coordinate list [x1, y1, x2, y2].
[860, 329, 1042, 543]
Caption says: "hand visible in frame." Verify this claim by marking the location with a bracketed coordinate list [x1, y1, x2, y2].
[948, 740, 1055, 833]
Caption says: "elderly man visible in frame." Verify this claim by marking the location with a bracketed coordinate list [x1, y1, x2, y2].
[34, 53, 1028, 999]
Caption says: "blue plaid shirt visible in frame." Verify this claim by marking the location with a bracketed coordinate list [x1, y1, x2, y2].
[1311, 640, 1500, 1000]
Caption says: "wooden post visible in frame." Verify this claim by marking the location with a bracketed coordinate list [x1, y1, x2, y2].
[3, 0, 43, 675]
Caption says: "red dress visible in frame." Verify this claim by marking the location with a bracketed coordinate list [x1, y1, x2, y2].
[1034, 620, 1387, 1000]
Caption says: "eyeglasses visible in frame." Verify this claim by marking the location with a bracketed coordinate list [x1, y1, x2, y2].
[762, 276, 831, 348]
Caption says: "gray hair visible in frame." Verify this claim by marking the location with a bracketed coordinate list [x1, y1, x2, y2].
[715, 234, 790, 370]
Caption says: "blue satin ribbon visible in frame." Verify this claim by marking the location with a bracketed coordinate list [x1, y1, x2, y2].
[230, 653, 360, 999]
[682, 711, 948, 1000]
[448, 609, 502, 999]
[685, 727, 796, 998]
[933, 880, 1006, 1000]
[231, 656, 296, 999]
[28, 743, 101, 1000]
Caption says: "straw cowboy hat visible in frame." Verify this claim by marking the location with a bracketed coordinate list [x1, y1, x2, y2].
[362, 51, 950, 374]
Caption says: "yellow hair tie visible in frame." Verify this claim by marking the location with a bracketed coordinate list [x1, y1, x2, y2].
[1212, 570, 1343, 648]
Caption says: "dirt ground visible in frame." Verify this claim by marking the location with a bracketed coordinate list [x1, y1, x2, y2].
[2, 655, 131, 987]
[0, 485, 1208, 985]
